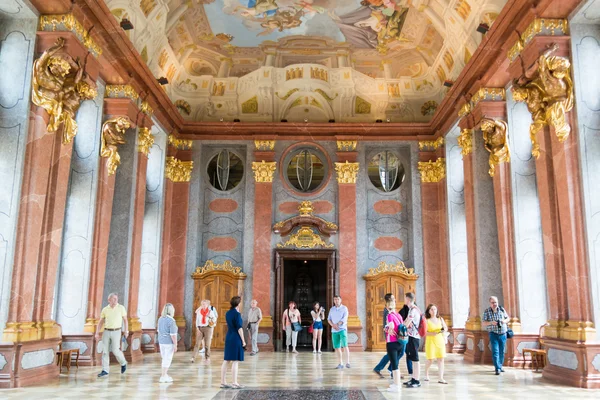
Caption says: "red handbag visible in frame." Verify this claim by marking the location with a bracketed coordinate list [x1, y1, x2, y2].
[308, 323, 314, 334]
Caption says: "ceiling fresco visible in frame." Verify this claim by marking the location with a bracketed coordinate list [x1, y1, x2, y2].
[105, 0, 507, 122]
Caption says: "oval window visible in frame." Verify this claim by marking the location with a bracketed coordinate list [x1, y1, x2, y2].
[368, 151, 404, 192]
[207, 150, 244, 191]
[285, 148, 327, 193]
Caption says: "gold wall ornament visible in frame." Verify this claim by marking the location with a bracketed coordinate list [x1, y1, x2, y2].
[470, 87, 506, 109]
[418, 136, 444, 151]
[39, 13, 102, 57]
[31, 37, 97, 144]
[457, 102, 471, 118]
[254, 140, 275, 151]
[137, 127, 154, 157]
[165, 156, 194, 182]
[140, 100, 153, 116]
[252, 160, 277, 182]
[276, 88, 299, 100]
[480, 119, 511, 177]
[277, 226, 334, 249]
[512, 43, 574, 158]
[366, 261, 418, 278]
[457, 128, 473, 156]
[421, 100, 438, 116]
[105, 84, 139, 101]
[242, 96, 259, 113]
[168, 134, 193, 150]
[191, 260, 246, 278]
[417, 158, 446, 183]
[335, 161, 360, 184]
[336, 140, 357, 151]
[313, 89, 338, 102]
[355, 97, 371, 114]
[100, 116, 131, 175]
[174, 99, 191, 115]
[298, 201, 314, 216]
[508, 19, 569, 61]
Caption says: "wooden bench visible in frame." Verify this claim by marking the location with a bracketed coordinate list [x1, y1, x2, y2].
[56, 346, 80, 373]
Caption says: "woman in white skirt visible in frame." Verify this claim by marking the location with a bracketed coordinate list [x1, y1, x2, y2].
[157, 303, 178, 383]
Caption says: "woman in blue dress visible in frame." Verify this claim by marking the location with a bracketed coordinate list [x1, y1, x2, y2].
[220, 296, 246, 389]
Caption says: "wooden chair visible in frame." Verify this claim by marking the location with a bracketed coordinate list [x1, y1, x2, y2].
[56, 342, 80, 373]
[522, 324, 548, 372]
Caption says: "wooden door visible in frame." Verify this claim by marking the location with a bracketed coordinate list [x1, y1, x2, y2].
[366, 276, 390, 351]
[212, 275, 240, 349]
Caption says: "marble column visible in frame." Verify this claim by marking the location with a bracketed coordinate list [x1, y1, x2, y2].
[251, 148, 276, 351]
[217, 58, 232, 78]
[264, 53, 276, 67]
[334, 153, 362, 349]
[159, 148, 193, 350]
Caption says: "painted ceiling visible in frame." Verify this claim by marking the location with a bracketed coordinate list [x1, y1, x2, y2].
[106, 0, 507, 122]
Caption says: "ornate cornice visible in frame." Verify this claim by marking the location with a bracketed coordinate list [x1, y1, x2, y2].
[334, 161, 359, 184]
[165, 156, 193, 182]
[273, 201, 338, 237]
[336, 140, 357, 151]
[458, 129, 473, 156]
[105, 85, 139, 101]
[191, 260, 246, 279]
[365, 261, 418, 278]
[417, 158, 446, 183]
[252, 160, 277, 182]
[168, 134, 193, 150]
[39, 13, 102, 57]
[508, 19, 569, 62]
[254, 140, 275, 151]
[276, 226, 334, 249]
[418, 137, 444, 151]
[137, 127, 154, 157]
[470, 88, 506, 109]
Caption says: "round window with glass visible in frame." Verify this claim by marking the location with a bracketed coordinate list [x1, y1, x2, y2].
[285, 148, 328, 193]
[367, 151, 405, 192]
[207, 149, 244, 191]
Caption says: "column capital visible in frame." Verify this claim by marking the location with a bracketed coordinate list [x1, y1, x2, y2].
[168, 134, 193, 150]
[507, 18, 569, 63]
[137, 127, 154, 157]
[336, 140, 357, 152]
[101, 116, 131, 175]
[418, 158, 446, 183]
[479, 118, 510, 177]
[334, 161, 359, 184]
[418, 137, 444, 152]
[254, 140, 275, 151]
[166, 156, 194, 182]
[252, 160, 277, 182]
[38, 13, 103, 57]
[458, 128, 473, 156]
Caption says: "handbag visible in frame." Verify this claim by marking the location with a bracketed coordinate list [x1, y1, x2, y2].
[500, 307, 513, 338]
[308, 323, 314, 334]
[292, 322, 303, 332]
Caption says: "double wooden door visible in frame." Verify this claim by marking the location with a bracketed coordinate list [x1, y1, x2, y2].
[364, 271, 417, 351]
[192, 269, 246, 349]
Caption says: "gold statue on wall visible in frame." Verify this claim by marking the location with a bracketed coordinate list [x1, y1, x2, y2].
[100, 116, 131, 175]
[512, 43, 574, 158]
[32, 37, 97, 144]
[480, 118, 510, 177]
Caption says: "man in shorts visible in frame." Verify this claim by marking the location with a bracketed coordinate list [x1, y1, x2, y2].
[328, 295, 350, 369]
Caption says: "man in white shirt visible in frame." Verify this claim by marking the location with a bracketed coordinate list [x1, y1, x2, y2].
[328, 295, 350, 369]
[191, 299, 218, 361]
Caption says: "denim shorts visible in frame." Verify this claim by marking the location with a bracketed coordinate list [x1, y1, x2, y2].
[313, 321, 323, 330]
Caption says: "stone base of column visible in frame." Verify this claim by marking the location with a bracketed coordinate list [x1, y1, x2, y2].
[505, 333, 540, 368]
[61, 333, 95, 367]
[347, 316, 363, 351]
[121, 330, 144, 364]
[542, 338, 600, 388]
[463, 330, 485, 364]
[257, 316, 274, 352]
[175, 316, 186, 351]
[0, 337, 60, 388]
[141, 329, 158, 353]
[448, 327, 466, 354]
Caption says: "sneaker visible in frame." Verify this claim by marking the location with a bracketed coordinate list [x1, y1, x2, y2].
[97, 370, 108, 378]
[403, 379, 414, 386]
[199, 348, 205, 353]
[388, 384, 397, 389]
[317, 350, 322, 354]
[159, 376, 168, 383]
[121, 364, 127, 374]
[345, 363, 351, 369]
[500, 368, 505, 372]
[387, 385, 400, 393]
[250, 352, 256, 356]
[190, 358, 195, 363]
[407, 380, 421, 388]
[495, 370, 500, 375]
[336, 364, 344, 369]
[166, 375, 173, 383]
[313, 350, 317, 354]
[373, 369, 384, 378]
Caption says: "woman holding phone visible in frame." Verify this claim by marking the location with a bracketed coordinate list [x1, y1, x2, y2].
[311, 302, 325, 354]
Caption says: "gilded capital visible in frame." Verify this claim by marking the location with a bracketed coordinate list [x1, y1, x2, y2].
[334, 161, 359, 184]
[137, 127, 154, 157]
[252, 160, 277, 182]
[105, 84, 139, 101]
[140, 100, 154, 117]
[418, 158, 446, 183]
[480, 119, 510, 177]
[39, 13, 102, 57]
[470, 88, 506, 109]
[418, 137, 444, 151]
[254, 140, 275, 151]
[166, 156, 194, 182]
[507, 19, 568, 62]
[336, 140, 357, 151]
[457, 102, 471, 118]
[168, 134, 193, 150]
[101, 116, 131, 175]
[457, 129, 473, 156]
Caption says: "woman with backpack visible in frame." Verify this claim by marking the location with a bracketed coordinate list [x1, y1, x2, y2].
[384, 296, 408, 393]
[282, 300, 302, 353]
[191, 299, 218, 362]
[424, 304, 448, 384]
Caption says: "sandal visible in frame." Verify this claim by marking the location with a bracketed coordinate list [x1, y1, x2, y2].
[231, 384, 245, 389]
[220, 384, 231, 389]
[438, 380, 448, 384]
[423, 377, 430, 381]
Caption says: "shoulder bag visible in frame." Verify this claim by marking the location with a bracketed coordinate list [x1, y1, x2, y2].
[500, 307, 514, 338]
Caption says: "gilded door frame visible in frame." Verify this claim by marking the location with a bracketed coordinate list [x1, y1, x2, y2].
[273, 249, 336, 352]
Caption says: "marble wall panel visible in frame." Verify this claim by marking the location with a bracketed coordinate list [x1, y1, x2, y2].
[571, 23, 600, 342]
[445, 125, 470, 329]
[506, 88, 548, 334]
[0, 16, 36, 333]
[55, 84, 105, 334]
[138, 128, 167, 329]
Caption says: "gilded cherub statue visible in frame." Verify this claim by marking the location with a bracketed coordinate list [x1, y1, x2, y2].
[31, 37, 97, 144]
[100, 116, 131, 175]
[480, 118, 510, 177]
[511, 43, 574, 158]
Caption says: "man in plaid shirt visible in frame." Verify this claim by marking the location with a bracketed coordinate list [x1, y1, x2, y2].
[482, 296, 510, 375]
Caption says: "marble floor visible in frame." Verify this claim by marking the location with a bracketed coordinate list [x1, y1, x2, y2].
[3, 351, 599, 399]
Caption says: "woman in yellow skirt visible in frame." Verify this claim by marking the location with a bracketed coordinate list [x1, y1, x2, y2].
[424, 304, 448, 384]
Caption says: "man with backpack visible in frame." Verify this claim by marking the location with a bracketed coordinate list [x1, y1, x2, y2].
[403, 292, 425, 388]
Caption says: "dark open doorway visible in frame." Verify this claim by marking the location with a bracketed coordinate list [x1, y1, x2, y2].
[274, 250, 336, 352]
